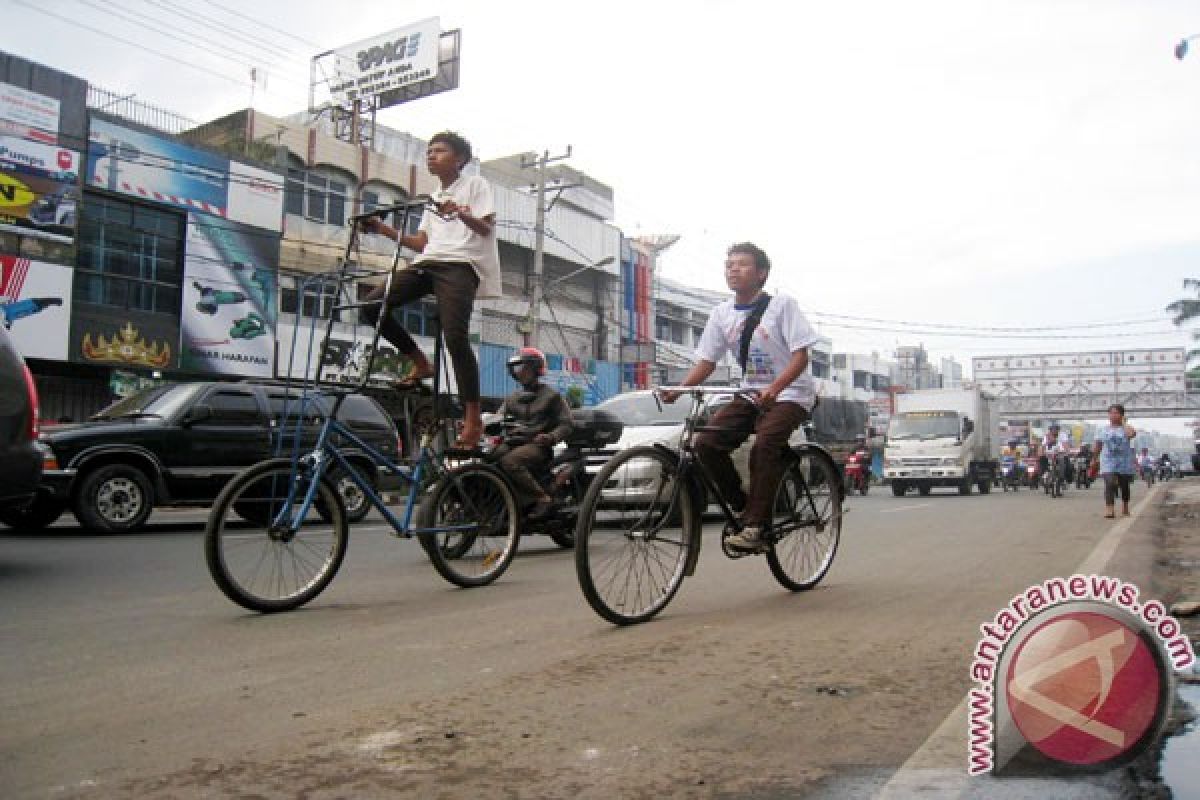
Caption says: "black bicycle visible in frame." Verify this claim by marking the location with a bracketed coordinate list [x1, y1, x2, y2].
[573, 387, 843, 625]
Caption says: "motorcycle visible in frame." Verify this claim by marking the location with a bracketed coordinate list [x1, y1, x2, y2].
[1156, 462, 1174, 483]
[1023, 457, 1041, 490]
[1073, 454, 1093, 489]
[1000, 456, 1024, 492]
[844, 451, 870, 495]
[1043, 454, 1066, 498]
[462, 408, 623, 551]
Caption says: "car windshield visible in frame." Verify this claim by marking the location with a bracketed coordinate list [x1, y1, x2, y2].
[888, 412, 961, 440]
[91, 384, 197, 421]
[595, 392, 695, 427]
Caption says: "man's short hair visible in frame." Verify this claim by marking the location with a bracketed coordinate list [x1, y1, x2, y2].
[430, 131, 473, 168]
[727, 242, 771, 286]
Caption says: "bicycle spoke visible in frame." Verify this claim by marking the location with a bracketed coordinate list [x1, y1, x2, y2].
[576, 447, 693, 624]
[767, 450, 842, 592]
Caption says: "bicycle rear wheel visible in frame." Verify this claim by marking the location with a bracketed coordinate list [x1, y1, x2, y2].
[574, 446, 697, 625]
[418, 463, 519, 587]
[205, 458, 348, 612]
[766, 447, 842, 591]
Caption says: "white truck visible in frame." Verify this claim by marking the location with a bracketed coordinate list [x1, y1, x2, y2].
[883, 388, 999, 497]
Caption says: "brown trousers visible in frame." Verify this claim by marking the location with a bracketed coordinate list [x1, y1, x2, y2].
[694, 398, 808, 526]
[495, 442, 551, 506]
[361, 261, 480, 402]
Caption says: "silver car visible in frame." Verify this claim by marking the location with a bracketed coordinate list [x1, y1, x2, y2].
[587, 390, 808, 506]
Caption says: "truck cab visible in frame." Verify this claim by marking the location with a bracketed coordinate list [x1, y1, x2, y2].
[883, 388, 997, 497]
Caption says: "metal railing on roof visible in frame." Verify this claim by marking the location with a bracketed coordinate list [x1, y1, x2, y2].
[86, 84, 198, 134]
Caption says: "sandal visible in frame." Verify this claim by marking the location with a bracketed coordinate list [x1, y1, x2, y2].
[389, 373, 433, 392]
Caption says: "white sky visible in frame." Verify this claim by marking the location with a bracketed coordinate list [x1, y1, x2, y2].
[5, 0, 1200, 435]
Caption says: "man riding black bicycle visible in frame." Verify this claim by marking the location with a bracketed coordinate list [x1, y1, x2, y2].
[666, 242, 819, 553]
[492, 347, 574, 519]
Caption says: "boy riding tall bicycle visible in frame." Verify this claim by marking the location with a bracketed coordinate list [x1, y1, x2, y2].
[665, 242, 820, 553]
[359, 131, 499, 449]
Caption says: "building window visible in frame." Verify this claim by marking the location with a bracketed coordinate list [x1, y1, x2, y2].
[852, 370, 869, 389]
[811, 362, 829, 379]
[285, 167, 347, 226]
[75, 192, 184, 314]
[280, 276, 338, 319]
[832, 354, 847, 369]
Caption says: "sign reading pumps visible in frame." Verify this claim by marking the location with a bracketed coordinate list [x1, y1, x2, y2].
[326, 17, 441, 105]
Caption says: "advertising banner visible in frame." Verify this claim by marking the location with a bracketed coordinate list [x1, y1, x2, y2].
[88, 117, 228, 218]
[0, 135, 80, 240]
[0, 254, 73, 360]
[70, 304, 178, 370]
[180, 214, 279, 377]
[227, 161, 284, 233]
[0, 82, 59, 144]
[276, 321, 418, 385]
[326, 18, 442, 106]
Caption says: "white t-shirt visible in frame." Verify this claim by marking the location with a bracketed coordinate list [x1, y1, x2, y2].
[1042, 432, 1070, 454]
[415, 174, 502, 298]
[694, 293, 820, 409]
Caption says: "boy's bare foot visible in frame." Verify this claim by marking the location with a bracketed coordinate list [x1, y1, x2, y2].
[455, 419, 483, 449]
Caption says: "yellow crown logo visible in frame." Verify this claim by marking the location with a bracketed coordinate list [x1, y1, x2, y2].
[81, 321, 172, 368]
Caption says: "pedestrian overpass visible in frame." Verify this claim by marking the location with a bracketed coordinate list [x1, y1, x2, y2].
[975, 349, 1200, 421]
[993, 388, 1200, 419]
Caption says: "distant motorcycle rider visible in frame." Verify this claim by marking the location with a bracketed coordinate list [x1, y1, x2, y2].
[493, 348, 574, 518]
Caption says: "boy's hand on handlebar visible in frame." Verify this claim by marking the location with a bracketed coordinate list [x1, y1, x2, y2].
[534, 433, 554, 447]
[756, 386, 779, 409]
[660, 389, 681, 404]
[358, 216, 384, 234]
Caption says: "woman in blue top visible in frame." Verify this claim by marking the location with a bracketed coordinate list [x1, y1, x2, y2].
[1091, 403, 1136, 519]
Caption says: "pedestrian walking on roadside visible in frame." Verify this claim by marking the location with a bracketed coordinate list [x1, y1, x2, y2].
[1092, 403, 1136, 519]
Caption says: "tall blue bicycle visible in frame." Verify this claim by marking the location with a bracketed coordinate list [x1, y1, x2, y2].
[204, 199, 520, 613]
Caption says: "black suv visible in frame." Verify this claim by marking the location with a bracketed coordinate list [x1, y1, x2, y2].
[16, 381, 400, 533]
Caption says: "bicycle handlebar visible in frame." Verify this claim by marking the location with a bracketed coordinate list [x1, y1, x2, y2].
[348, 195, 435, 224]
[654, 386, 762, 405]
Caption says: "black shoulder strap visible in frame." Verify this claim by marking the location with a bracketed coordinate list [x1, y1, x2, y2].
[738, 292, 771, 371]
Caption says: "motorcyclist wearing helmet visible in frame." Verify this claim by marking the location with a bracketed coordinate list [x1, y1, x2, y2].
[494, 347, 574, 518]
[850, 434, 870, 466]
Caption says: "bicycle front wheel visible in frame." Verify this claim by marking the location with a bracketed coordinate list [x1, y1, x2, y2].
[418, 463, 519, 588]
[766, 447, 842, 591]
[205, 458, 348, 612]
[574, 446, 697, 625]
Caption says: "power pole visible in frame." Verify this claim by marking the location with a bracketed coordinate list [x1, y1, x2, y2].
[520, 146, 573, 349]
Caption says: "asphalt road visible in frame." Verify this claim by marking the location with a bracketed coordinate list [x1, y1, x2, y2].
[0, 480, 1144, 798]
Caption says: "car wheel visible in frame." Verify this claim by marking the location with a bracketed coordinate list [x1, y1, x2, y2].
[890, 482, 906, 497]
[320, 465, 373, 523]
[73, 464, 154, 533]
[0, 494, 68, 530]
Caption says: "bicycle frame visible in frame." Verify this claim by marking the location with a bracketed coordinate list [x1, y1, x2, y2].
[267, 196, 483, 538]
[647, 387, 835, 576]
[273, 409, 479, 538]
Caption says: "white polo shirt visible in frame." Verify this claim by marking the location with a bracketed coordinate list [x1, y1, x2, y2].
[415, 174, 502, 298]
[694, 293, 820, 409]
